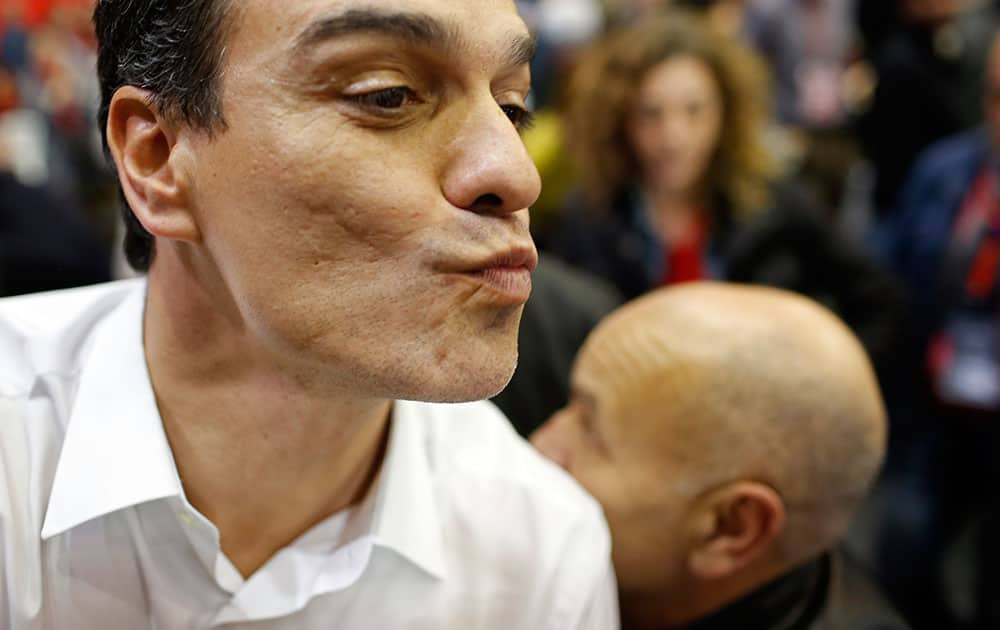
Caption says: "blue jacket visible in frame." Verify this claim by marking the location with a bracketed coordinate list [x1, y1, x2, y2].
[885, 129, 992, 332]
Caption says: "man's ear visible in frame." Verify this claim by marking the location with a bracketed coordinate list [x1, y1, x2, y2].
[106, 86, 200, 243]
[685, 481, 786, 580]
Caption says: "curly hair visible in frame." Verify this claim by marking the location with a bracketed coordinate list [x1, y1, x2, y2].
[565, 11, 777, 218]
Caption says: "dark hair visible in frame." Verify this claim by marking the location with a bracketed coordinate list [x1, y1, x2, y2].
[94, 0, 234, 271]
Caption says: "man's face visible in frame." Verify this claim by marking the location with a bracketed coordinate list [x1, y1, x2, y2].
[530, 335, 695, 596]
[179, 0, 541, 401]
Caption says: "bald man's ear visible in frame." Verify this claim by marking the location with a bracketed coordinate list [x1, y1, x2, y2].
[106, 86, 200, 245]
[686, 481, 786, 580]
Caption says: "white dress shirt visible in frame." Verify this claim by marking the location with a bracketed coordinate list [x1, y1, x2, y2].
[0, 280, 619, 630]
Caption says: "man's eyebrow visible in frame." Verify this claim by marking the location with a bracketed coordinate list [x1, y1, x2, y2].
[501, 33, 537, 69]
[293, 8, 536, 68]
[294, 9, 449, 52]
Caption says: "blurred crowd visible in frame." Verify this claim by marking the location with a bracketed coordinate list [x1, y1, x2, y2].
[0, 0, 113, 294]
[5, 0, 1000, 627]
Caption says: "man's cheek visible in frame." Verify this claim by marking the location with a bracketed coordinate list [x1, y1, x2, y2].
[288, 188, 425, 261]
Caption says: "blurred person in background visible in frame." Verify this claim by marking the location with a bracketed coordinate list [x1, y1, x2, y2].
[671, 0, 873, 217]
[0, 158, 111, 296]
[604, 0, 670, 25]
[739, 0, 858, 130]
[24, 0, 108, 213]
[0, 52, 109, 295]
[0, 0, 113, 296]
[1, 3, 31, 73]
[671, 0, 747, 38]
[547, 12, 903, 379]
[737, 0, 875, 225]
[532, 283, 909, 630]
[855, 1, 901, 60]
[509, 0, 607, 240]
[857, 0, 999, 215]
[875, 27, 1000, 630]
[516, 0, 604, 109]
[0, 65, 17, 119]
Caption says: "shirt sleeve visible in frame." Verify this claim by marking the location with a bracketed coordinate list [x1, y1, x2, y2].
[573, 562, 620, 630]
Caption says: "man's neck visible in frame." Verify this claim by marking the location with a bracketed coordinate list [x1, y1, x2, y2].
[143, 262, 392, 578]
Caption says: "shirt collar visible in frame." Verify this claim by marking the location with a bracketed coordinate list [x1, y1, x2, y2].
[40, 284, 448, 581]
[369, 399, 447, 580]
[41, 282, 184, 540]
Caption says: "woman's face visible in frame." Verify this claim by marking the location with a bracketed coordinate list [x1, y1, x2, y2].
[626, 55, 724, 200]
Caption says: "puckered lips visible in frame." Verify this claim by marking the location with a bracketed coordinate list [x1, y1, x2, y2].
[453, 244, 537, 305]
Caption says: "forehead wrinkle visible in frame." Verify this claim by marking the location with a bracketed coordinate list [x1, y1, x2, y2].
[577, 311, 684, 408]
[293, 8, 454, 55]
[577, 312, 720, 496]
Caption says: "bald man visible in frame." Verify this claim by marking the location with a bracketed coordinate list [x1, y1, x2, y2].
[532, 282, 909, 630]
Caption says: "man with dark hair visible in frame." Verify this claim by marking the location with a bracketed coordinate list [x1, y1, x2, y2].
[858, 0, 998, 214]
[0, 1, 618, 628]
[93, 0, 234, 271]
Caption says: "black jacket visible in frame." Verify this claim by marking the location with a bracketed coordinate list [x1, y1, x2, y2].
[0, 172, 111, 296]
[680, 550, 910, 630]
[548, 183, 905, 376]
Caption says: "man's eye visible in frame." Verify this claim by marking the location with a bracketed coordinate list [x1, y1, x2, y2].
[500, 104, 535, 132]
[348, 87, 418, 110]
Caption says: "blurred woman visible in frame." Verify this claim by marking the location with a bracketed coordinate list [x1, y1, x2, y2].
[549, 11, 903, 369]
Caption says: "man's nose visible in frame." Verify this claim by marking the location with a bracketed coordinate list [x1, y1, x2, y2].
[440, 98, 542, 216]
[530, 411, 572, 470]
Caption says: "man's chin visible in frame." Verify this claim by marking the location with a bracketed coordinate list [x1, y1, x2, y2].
[422, 374, 515, 404]
[403, 358, 517, 404]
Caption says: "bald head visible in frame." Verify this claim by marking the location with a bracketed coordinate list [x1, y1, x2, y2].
[577, 282, 885, 554]
[531, 283, 888, 621]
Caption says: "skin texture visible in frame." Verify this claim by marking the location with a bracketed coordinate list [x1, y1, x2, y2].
[531, 283, 887, 629]
[106, 0, 540, 577]
[625, 55, 724, 213]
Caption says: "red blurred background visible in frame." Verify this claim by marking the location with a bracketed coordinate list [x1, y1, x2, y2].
[1, 0, 94, 30]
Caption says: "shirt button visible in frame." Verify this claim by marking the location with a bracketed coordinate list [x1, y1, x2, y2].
[179, 512, 196, 527]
